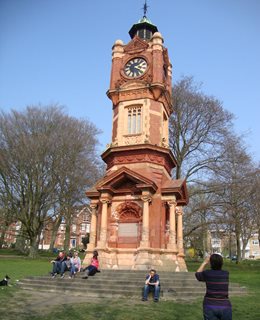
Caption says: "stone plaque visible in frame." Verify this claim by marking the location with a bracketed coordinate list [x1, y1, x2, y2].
[118, 223, 138, 237]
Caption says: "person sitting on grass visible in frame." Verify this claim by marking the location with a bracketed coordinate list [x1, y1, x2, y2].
[50, 251, 67, 278]
[82, 250, 99, 279]
[142, 269, 160, 302]
[195, 253, 232, 320]
[69, 251, 81, 279]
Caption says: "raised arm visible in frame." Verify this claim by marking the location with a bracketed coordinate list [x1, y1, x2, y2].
[197, 255, 210, 273]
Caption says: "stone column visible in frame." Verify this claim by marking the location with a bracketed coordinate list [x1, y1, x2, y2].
[110, 40, 124, 89]
[97, 198, 110, 248]
[176, 206, 184, 256]
[140, 195, 151, 248]
[87, 201, 98, 251]
[167, 199, 177, 251]
[152, 32, 164, 84]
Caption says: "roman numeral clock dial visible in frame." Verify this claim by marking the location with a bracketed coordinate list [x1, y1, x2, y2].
[124, 58, 147, 78]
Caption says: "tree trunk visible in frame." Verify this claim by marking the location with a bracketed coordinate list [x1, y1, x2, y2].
[15, 223, 28, 254]
[64, 207, 72, 252]
[175, 164, 181, 180]
[28, 236, 39, 258]
[235, 231, 241, 263]
[201, 212, 208, 256]
[64, 223, 71, 252]
[0, 222, 9, 248]
[49, 216, 62, 252]
[241, 241, 247, 259]
[258, 226, 260, 250]
[228, 230, 232, 259]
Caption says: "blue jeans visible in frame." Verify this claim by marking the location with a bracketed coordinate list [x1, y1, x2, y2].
[70, 264, 79, 276]
[204, 307, 232, 320]
[60, 261, 69, 275]
[143, 284, 160, 300]
[85, 265, 97, 276]
[52, 261, 62, 274]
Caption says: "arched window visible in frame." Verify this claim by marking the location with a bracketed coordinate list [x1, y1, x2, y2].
[127, 106, 142, 134]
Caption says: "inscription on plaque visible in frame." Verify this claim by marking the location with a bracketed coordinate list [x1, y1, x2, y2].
[118, 223, 139, 245]
[118, 223, 138, 237]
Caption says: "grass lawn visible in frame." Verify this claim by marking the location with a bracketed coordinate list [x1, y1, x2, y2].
[0, 251, 259, 320]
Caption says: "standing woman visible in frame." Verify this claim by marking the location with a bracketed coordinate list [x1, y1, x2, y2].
[195, 254, 232, 320]
[82, 250, 99, 279]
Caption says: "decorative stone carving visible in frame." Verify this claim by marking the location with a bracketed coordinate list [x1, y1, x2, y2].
[116, 201, 142, 222]
[124, 37, 149, 53]
[140, 195, 152, 203]
[124, 135, 143, 145]
[111, 209, 119, 221]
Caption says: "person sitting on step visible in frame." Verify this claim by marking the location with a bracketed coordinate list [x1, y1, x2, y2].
[82, 250, 99, 279]
[50, 251, 67, 278]
[142, 269, 160, 302]
[69, 251, 81, 279]
[60, 253, 72, 278]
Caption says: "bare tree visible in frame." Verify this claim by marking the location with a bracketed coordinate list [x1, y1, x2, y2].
[0, 105, 102, 257]
[47, 205, 62, 252]
[170, 76, 234, 181]
[253, 167, 260, 247]
[183, 183, 221, 257]
[210, 133, 256, 262]
[51, 115, 103, 251]
[0, 186, 16, 248]
[169, 76, 234, 255]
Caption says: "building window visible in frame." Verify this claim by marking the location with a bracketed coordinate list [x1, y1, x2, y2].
[252, 240, 259, 245]
[81, 223, 87, 232]
[127, 106, 142, 134]
[137, 29, 152, 40]
[72, 224, 76, 232]
[212, 239, 221, 247]
[71, 238, 76, 248]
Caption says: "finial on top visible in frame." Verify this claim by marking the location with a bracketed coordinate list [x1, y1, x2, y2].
[142, 0, 149, 17]
[129, 0, 158, 40]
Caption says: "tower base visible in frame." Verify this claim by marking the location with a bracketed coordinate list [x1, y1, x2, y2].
[83, 248, 187, 272]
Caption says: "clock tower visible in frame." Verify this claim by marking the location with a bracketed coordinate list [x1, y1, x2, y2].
[83, 11, 188, 271]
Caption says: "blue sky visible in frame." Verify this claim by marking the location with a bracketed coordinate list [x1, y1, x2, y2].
[0, 0, 259, 161]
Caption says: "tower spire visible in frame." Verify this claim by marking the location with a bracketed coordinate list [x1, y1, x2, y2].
[142, 0, 148, 18]
[129, 0, 157, 41]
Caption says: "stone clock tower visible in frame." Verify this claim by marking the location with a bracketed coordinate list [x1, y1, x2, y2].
[83, 13, 188, 271]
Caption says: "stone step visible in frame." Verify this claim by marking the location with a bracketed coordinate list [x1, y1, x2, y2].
[17, 272, 247, 301]
[23, 272, 205, 281]
[88, 270, 196, 277]
[18, 283, 246, 302]
[19, 276, 243, 290]
[18, 281, 245, 295]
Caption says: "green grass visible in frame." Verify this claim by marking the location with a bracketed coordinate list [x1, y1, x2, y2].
[0, 254, 259, 320]
[0, 248, 27, 256]
[17, 299, 204, 320]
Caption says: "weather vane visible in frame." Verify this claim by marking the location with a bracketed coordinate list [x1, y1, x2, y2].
[142, 0, 149, 17]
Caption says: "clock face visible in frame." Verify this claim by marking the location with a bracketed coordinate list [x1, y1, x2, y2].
[124, 58, 147, 78]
